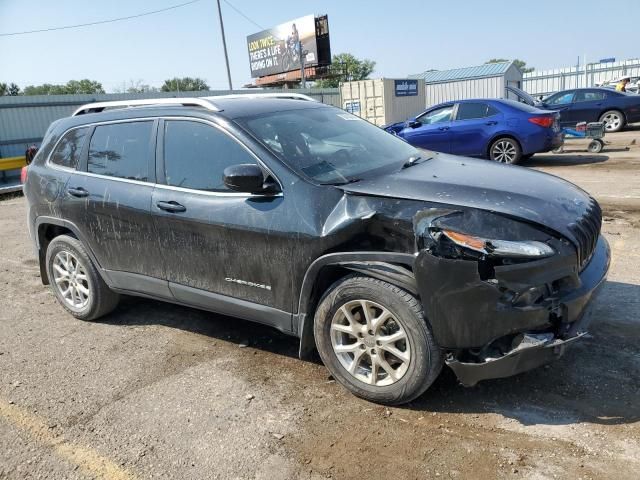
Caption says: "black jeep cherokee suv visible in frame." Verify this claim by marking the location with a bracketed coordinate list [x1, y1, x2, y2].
[24, 95, 610, 405]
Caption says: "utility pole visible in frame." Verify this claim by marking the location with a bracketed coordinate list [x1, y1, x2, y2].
[216, 0, 233, 90]
[299, 42, 305, 88]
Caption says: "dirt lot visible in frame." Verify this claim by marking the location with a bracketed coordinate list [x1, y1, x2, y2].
[1, 130, 639, 480]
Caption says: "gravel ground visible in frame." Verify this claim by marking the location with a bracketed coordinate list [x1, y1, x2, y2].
[1, 130, 639, 480]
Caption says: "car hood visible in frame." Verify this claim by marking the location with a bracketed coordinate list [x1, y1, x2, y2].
[340, 153, 594, 240]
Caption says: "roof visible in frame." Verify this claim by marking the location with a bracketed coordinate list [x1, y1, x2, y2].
[54, 97, 330, 130]
[409, 62, 515, 84]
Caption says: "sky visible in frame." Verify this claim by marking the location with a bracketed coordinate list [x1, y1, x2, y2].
[1, 0, 639, 91]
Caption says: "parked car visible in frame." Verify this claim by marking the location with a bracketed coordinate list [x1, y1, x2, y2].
[385, 99, 563, 164]
[23, 95, 609, 405]
[513, 86, 640, 132]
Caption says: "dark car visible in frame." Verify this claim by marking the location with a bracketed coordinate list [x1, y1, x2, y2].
[23, 95, 610, 405]
[385, 99, 563, 164]
[515, 86, 640, 132]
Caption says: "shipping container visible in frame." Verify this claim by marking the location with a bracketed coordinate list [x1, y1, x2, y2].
[339, 78, 426, 126]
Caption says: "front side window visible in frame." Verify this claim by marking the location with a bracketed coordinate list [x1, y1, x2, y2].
[88, 122, 152, 181]
[237, 105, 419, 185]
[417, 105, 454, 124]
[50, 127, 89, 169]
[546, 91, 575, 105]
[574, 91, 607, 102]
[163, 120, 257, 191]
[456, 103, 493, 120]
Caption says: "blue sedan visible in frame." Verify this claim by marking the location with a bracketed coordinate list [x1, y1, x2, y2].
[385, 99, 563, 164]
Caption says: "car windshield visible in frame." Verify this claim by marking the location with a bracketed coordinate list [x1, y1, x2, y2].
[237, 106, 420, 184]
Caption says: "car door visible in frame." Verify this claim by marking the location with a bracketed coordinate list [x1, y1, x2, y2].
[540, 90, 576, 126]
[449, 102, 502, 156]
[571, 90, 607, 123]
[151, 118, 292, 326]
[62, 119, 167, 295]
[400, 104, 453, 153]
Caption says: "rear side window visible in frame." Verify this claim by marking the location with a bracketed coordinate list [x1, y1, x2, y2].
[88, 122, 153, 181]
[574, 91, 607, 102]
[50, 127, 89, 169]
[163, 120, 257, 191]
[456, 103, 496, 120]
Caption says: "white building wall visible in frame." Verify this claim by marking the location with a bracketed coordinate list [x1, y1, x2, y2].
[425, 76, 503, 107]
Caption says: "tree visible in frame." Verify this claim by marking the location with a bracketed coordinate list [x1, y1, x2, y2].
[112, 80, 158, 94]
[23, 79, 105, 95]
[0, 82, 21, 95]
[161, 77, 209, 92]
[315, 53, 376, 87]
[485, 58, 534, 73]
[64, 79, 105, 94]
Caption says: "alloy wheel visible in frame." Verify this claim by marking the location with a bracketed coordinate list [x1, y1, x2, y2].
[330, 300, 411, 386]
[491, 140, 517, 163]
[52, 251, 90, 309]
[602, 112, 621, 131]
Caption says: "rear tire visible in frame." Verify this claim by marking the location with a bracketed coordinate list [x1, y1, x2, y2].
[599, 110, 625, 132]
[314, 275, 443, 405]
[46, 235, 119, 321]
[489, 137, 522, 164]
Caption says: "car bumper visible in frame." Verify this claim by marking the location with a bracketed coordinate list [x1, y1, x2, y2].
[445, 315, 594, 387]
[522, 130, 564, 154]
[415, 234, 610, 384]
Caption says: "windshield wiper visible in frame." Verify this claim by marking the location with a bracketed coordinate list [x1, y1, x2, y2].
[402, 155, 431, 169]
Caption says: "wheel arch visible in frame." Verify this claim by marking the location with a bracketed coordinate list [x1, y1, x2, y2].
[486, 133, 523, 158]
[599, 108, 626, 125]
[35, 216, 107, 286]
[296, 252, 417, 359]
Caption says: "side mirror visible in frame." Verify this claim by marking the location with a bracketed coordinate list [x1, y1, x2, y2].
[407, 120, 421, 129]
[223, 164, 270, 193]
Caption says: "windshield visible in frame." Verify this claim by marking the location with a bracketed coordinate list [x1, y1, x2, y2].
[236, 106, 419, 184]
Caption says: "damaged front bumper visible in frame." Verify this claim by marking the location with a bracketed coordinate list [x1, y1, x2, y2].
[446, 330, 588, 387]
[416, 234, 610, 386]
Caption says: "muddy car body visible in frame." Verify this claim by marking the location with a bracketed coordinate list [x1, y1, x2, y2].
[23, 95, 610, 404]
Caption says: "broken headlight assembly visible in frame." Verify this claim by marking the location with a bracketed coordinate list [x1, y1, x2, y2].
[431, 229, 555, 259]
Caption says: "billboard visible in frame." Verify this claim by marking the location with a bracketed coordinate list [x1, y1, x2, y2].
[247, 15, 331, 78]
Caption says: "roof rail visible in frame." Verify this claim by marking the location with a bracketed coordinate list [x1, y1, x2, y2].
[206, 93, 318, 102]
[72, 97, 220, 116]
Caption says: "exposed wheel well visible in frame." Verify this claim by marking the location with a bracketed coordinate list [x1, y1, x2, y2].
[298, 262, 417, 359]
[37, 224, 75, 284]
[486, 134, 522, 158]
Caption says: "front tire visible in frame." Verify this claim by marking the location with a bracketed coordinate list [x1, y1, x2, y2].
[489, 137, 522, 164]
[599, 110, 625, 132]
[314, 275, 443, 405]
[46, 235, 119, 321]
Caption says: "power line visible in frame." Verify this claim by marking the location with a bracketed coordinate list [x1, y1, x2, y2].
[0, 0, 201, 37]
[221, 0, 265, 31]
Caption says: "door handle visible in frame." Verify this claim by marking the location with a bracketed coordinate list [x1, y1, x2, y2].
[156, 200, 186, 213]
[438, 126, 450, 131]
[67, 187, 89, 198]
[485, 121, 498, 126]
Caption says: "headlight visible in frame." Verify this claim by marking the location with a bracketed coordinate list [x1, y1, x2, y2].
[439, 229, 555, 258]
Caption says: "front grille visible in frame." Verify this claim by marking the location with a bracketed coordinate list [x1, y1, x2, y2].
[568, 197, 602, 270]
